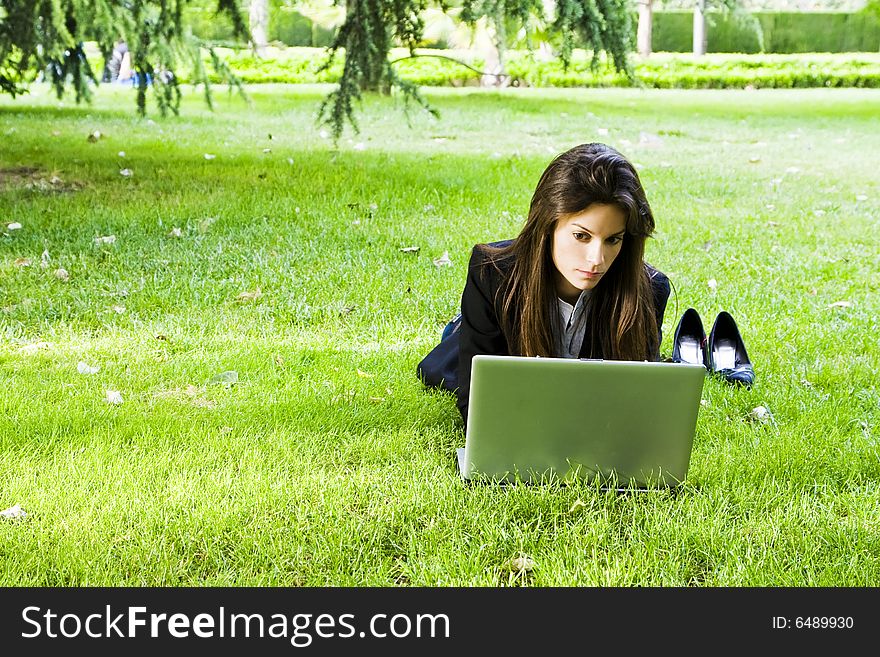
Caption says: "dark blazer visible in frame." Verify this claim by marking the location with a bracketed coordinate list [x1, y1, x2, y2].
[417, 240, 671, 423]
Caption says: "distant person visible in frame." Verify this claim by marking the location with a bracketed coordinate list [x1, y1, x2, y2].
[117, 48, 133, 83]
[417, 143, 671, 423]
[106, 39, 133, 83]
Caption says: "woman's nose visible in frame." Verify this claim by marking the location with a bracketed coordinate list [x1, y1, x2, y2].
[586, 243, 605, 266]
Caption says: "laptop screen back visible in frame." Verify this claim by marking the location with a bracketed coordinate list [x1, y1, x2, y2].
[461, 355, 706, 487]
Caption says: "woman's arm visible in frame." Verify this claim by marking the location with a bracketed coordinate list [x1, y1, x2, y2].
[647, 265, 671, 357]
[457, 246, 510, 422]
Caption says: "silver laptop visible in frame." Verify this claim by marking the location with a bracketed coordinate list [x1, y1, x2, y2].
[457, 355, 706, 488]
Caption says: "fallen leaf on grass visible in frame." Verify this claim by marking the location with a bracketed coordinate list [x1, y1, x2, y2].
[209, 370, 238, 386]
[119, 168, 133, 177]
[399, 246, 420, 253]
[236, 288, 262, 303]
[357, 368, 373, 378]
[18, 341, 53, 355]
[6, 222, 22, 231]
[204, 153, 216, 160]
[0, 504, 26, 519]
[54, 268, 70, 281]
[856, 194, 868, 202]
[111, 305, 126, 314]
[40, 249, 50, 269]
[87, 130, 102, 142]
[77, 362, 99, 375]
[748, 405, 774, 425]
[707, 278, 718, 291]
[169, 227, 183, 238]
[94, 234, 116, 245]
[568, 499, 587, 512]
[502, 555, 535, 573]
[106, 390, 123, 405]
[828, 300, 852, 308]
[13, 258, 30, 267]
[369, 396, 386, 403]
[433, 251, 452, 268]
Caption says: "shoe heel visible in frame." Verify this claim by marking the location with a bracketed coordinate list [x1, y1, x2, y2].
[709, 311, 755, 388]
[671, 308, 709, 370]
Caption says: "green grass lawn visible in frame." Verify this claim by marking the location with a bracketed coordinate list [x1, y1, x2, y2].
[1, 83, 878, 585]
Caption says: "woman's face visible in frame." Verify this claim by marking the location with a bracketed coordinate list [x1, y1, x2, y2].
[551, 203, 626, 304]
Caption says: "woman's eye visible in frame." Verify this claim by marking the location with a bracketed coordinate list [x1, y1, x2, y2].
[573, 232, 590, 241]
[608, 236, 623, 245]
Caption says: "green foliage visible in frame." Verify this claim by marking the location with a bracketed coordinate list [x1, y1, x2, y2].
[653, 11, 880, 53]
[269, 7, 314, 46]
[542, 0, 635, 75]
[316, 0, 439, 140]
[0, 0, 248, 115]
[192, 46, 880, 89]
[0, 1, 667, 140]
[630, 52, 880, 88]
[312, 20, 338, 47]
[758, 12, 880, 53]
[182, 4, 240, 44]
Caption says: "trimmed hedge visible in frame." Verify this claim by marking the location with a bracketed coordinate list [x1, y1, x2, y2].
[183, 5, 336, 47]
[269, 8, 313, 47]
[183, 6, 238, 43]
[185, 9, 880, 54]
[193, 47, 880, 89]
[654, 11, 880, 53]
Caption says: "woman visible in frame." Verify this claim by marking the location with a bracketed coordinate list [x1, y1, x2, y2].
[417, 143, 671, 423]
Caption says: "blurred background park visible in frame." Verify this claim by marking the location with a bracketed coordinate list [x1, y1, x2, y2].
[3, 0, 880, 137]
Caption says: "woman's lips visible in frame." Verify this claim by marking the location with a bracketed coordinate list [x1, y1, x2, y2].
[577, 269, 602, 279]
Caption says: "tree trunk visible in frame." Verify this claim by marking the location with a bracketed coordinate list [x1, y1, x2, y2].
[693, 0, 707, 57]
[637, 0, 653, 58]
[479, 19, 508, 88]
[250, 0, 269, 57]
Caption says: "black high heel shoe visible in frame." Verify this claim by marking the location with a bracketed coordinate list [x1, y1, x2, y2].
[671, 308, 709, 370]
[708, 311, 755, 388]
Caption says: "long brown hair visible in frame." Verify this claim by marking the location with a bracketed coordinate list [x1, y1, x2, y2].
[482, 143, 659, 359]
